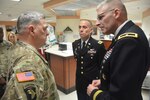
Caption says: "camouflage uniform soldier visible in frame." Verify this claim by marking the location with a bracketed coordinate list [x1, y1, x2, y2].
[1, 11, 59, 100]
[0, 27, 12, 98]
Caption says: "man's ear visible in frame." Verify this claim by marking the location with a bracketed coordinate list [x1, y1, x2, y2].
[114, 8, 120, 19]
[28, 25, 35, 36]
[90, 28, 93, 34]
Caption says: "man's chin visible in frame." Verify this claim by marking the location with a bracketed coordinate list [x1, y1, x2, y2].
[102, 31, 110, 35]
[80, 35, 85, 38]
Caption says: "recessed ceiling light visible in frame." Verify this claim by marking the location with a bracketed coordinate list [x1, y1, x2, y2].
[0, 12, 2, 14]
[11, 0, 22, 2]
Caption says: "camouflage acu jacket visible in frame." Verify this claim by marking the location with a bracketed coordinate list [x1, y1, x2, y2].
[0, 40, 12, 78]
[1, 41, 59, 100]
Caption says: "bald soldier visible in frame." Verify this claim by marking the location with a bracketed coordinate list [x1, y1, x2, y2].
[1, 11, 59, 100]
[0, 27, 12, 98]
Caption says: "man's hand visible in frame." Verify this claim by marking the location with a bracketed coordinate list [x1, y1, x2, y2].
[92, 79, 101, 87]
[87, 84, 99, 96]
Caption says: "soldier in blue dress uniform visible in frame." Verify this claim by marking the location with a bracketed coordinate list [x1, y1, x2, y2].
[72, 19, 106, 100]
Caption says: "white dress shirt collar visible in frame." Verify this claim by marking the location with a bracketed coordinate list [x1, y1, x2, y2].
[114, 20, 130, 38]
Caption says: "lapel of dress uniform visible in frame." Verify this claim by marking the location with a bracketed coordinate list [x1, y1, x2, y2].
[76, 39, 82, 55]
[73, 40, 81, 58]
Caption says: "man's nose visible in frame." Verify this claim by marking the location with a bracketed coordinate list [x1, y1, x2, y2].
[96, 20, 100, 26]
[79, 28, 83, 32]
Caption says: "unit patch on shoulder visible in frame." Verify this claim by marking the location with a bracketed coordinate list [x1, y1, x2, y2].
[98, 40, 103, 44]
[117, 32, 138, 40]
[16, 71, 35, 82]
[24, 84, 37, 100]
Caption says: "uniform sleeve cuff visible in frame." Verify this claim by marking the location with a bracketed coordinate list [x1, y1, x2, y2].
[90, 89, 103, 100]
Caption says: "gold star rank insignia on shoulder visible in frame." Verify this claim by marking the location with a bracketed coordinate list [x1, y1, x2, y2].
[16, 71, 35, 82]
[98, 40, 103, 44]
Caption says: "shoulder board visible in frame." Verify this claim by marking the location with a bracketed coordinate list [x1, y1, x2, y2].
[98, 40, 103, 44]
[117, 32, 138, 40]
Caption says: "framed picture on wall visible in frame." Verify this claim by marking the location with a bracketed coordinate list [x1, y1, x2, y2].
[92, 25, 97, 35]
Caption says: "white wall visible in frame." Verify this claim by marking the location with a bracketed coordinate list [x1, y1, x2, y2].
[142, 16, 150, 38]
[80, 7, 100, 40]
[80, 7, 97, 21]
[141, 8, 150, 38]
[56, 18, 80, 42]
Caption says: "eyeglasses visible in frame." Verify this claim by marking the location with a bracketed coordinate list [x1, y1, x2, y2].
[97, 9, 114, 21]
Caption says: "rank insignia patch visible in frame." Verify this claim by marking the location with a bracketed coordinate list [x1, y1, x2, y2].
[16, 71, 35, 82]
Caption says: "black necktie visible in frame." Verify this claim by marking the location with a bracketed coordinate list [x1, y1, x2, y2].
[82, 41, 86, 49]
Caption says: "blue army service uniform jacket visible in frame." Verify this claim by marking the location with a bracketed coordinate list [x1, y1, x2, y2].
[90, 21, 150, 100]
[72, 37, 106, 93]
[1, 41, 59, 100]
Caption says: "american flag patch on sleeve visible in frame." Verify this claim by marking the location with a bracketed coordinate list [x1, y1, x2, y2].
[16, 71, 35, 82]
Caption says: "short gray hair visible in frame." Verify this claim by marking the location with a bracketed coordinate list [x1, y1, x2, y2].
[97, 0, 124, 10]
[17, 11, 45, 33]
[80, 19, 93, 28]
[97, 0, 127, 17]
